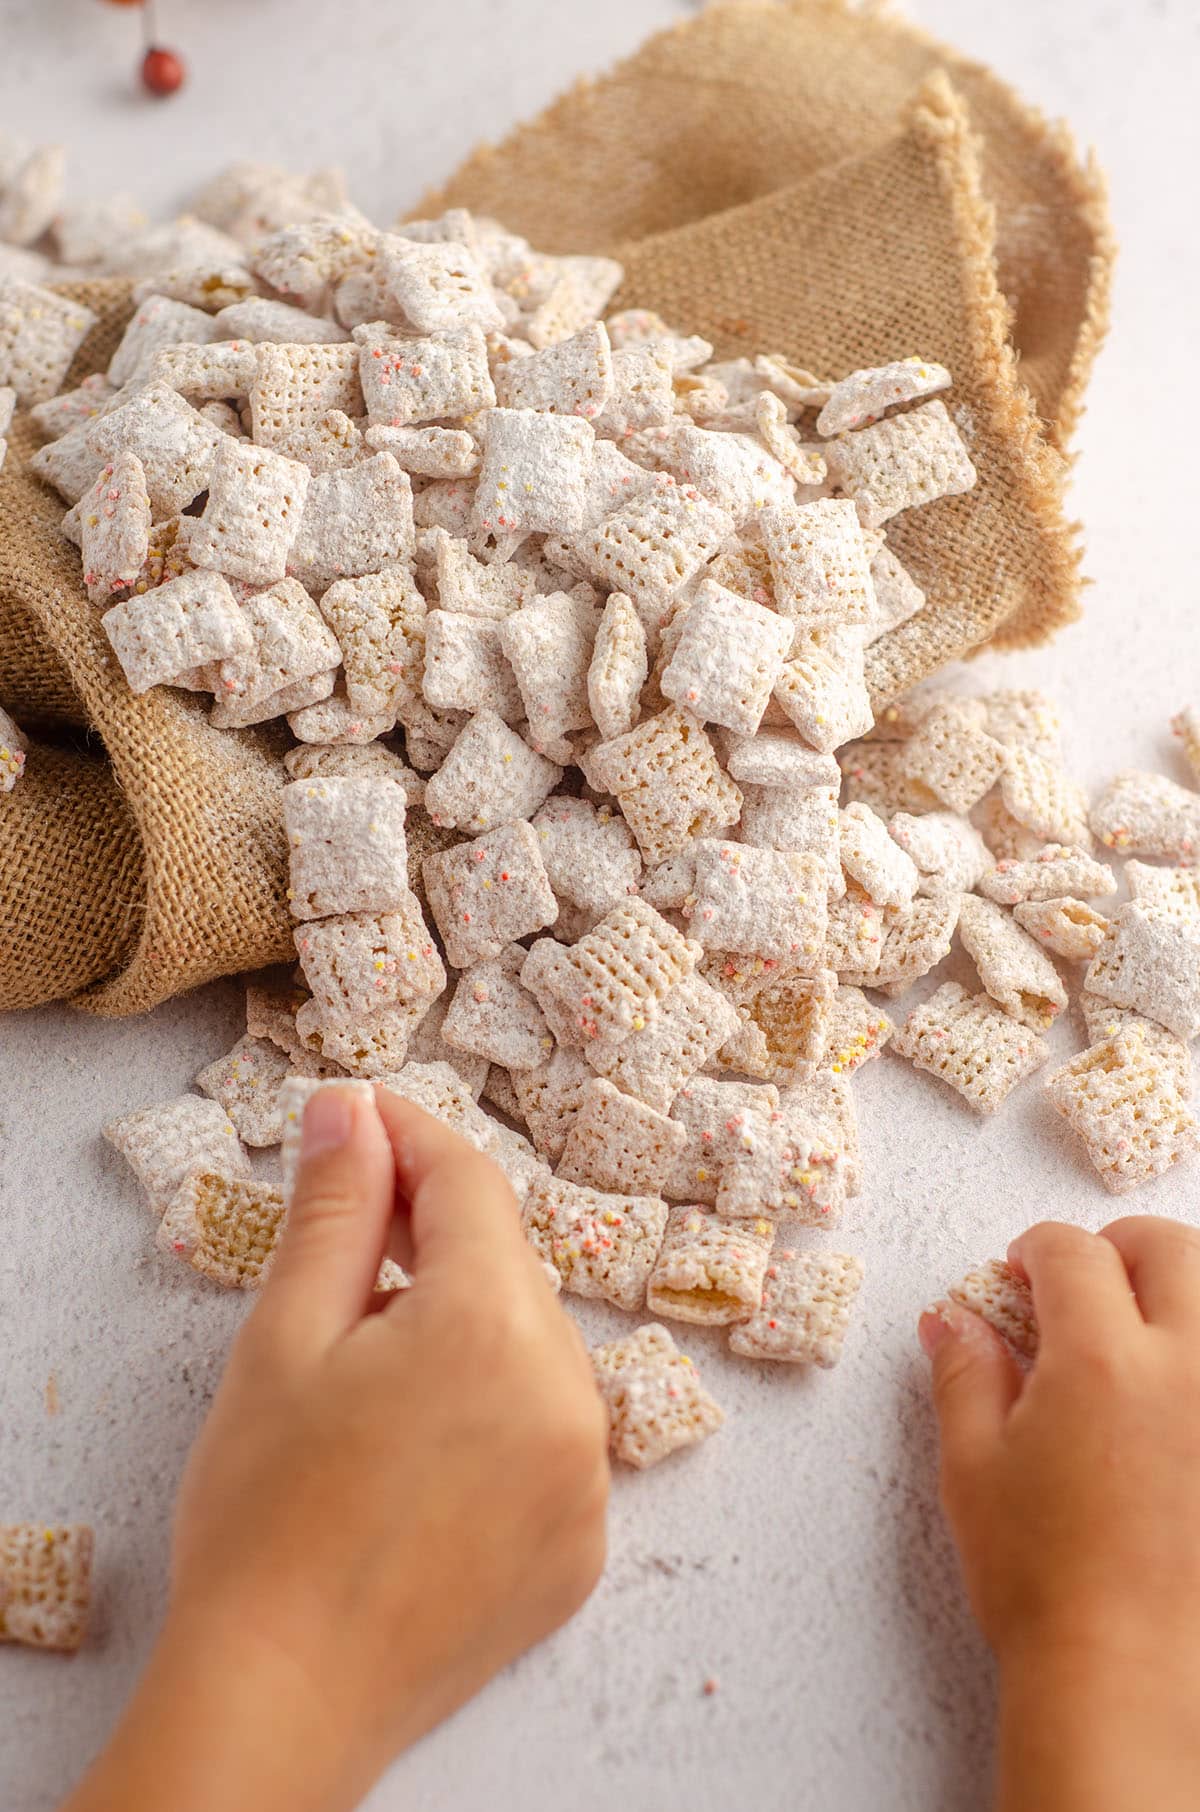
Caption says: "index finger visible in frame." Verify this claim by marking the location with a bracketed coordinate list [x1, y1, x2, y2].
[1007, 1220, 1142, 1353]
[372, 1086, 530, 1278]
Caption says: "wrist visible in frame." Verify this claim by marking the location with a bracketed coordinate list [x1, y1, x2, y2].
[996, 1625, 1200, 1812]
[63, 1604, 375, 1812]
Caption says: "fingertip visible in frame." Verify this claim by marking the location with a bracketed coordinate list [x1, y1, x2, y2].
[917, 1304, 952, 1359]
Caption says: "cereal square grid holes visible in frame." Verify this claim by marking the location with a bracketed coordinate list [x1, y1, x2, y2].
[283, 775, 410, 921]
[890, 980, 1051, 1115]
[422, 820, 558, 969]
[522, 1175, 668, 1311]
[590, 1323, 723, 1469]
[646, 1205, 774, 1327]
[728, 1251, 864, 1367]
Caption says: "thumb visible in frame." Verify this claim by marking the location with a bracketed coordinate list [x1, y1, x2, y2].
[258, 1084, 396, 1350]
[919, 1301, 1022, 1473]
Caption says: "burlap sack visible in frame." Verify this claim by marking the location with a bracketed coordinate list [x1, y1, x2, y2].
[0, 1, 1113, 1015]
[0, 281, 297, 1016]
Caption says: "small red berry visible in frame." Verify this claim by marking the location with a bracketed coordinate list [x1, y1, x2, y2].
[141, 45, 186, 96]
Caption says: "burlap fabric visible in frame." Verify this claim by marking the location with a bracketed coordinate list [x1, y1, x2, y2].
[0, 1, 1113, 1015]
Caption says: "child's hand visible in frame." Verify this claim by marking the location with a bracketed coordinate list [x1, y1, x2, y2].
[64, 1086, 608, 1812]
[920, 1216, 1200, 1812]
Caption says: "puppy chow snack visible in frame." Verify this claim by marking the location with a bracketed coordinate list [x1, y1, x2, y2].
[728, 1251, 864, 1367]
[591, 1323, 723, 1469]
[0, 1525, 94, 1652]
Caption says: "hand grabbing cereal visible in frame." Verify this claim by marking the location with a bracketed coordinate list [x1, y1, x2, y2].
[921, 1217, 1200, 1812]
[62, 1085, 608, 1812]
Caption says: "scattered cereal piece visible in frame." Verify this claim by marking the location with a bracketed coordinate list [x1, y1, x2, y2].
[103, 1095, 250, 1215]
[587, 707, 741, 865]
[1001, 748, 1092, 850]
[1089, 770, 1200, 861]
[283, 775, 410, 920]
[661, 580, 794, 735]
[958, 893, 1069, 1030]
[839, 802, 920, 908]
[978, 844, 1116, 905]
[157, 1171, 286, 1289]
[900, 703, 1007, 813]
[591, 1323, 723, 1469]
[891, 981, 1050, 1114]
[558, 1078, 688, 1197]
[423, 819, 558, 969]
[729, 1251, 863, 1366]
[1012, 897, 1109, 962]
[441, 945, 551, 1071]
[646, 1205, 774, 1326]
[423, 710, 561, 833]
[0, 1525, 93, 1653]
[1084, 902, 1200, 1042]
[685, 841, 828, 962]
[1123, 861, 1200, 928]
[294, 896, 445, 1030]
[1046, 1031, 1198, 1195]
[277, 1076, 377, 1198]
[816, 358, 951, 436]
[0, 279, 97, 405]
[190, 435, 310, 587]
[822, 398, 976, 527]
[758, 497, 875, 625]
[195, 1034, 331, 1147]
[523, 1175, 668, 1310]
[102, 569, 253, 694]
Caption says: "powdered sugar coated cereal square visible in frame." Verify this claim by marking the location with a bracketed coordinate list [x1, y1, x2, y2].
[102, 569, 252, 694]
[758, 497, 875, 625]
[1085, 902, 1200, 1042]
[422, 610, 522, 720]
[586, 707, 741, 865]
[288, 452, 413, 594]
[422, 819, 558, 969]
[945, 1259, 1039, 1359]
[294, 898, 445, 1031]
[423, 711, 561, 832]
[103, 1094, 250, 1215]
[661, 580, 793, 735]
[958, 893, 1069, 1031]
[839, 803, 919, 908]
[190, 436, 310, 587]
[522, 1175, 667, 1311]
[78, 452, 152, 605]
[356, 323, 496, 426]
[1045, 1031, 1198, 1196]
[283, 775, 410, 920]
[441, 945, 551, 1071]
[502, 590, 596, 754]
[890, 981, 1050, 1115]
[729, 1250, 863, 1366]
[686, 841, 828, 963]
[531, 796, 641, 922]
[646, 1205, 774, 1327]
[591, 1322, 723, 1469]
[0, 279, 97, 405]
[107, 295, 216, 388]
[1013, 897, 1110, 962]
[815, 357, 951, 436]
[822, 399, 976, 527]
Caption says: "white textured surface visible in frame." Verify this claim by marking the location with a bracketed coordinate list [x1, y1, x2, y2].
[2, 2, 1199, 1808]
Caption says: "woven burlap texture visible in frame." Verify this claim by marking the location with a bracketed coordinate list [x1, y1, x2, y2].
[0, 2, 1113, 1016]
[0, 281, 296, 1016]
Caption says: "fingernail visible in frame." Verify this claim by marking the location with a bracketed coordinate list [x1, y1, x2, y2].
[917, 1305, 953, 1358]
[302, 1090, 354, 1158]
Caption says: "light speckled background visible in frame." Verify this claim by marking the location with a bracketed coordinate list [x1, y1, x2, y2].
[2, 2, 1198, 1808]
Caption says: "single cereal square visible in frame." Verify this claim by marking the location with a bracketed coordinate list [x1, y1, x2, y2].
[283, 775, 410, 920]
[773, 637, 874, 753]
[522, 1175, 668, 1310]
[1013, 897, 1109, 962]
[288, 452, 414, 595]
[320, 565, 427, 722]
[157, 1171, 287, 1290]
[559, 481, 733, 610]
[587, 591, 648, 740]
[531, 796, 642, 922]
[819, 986, 893, 1076]
[1045, 1031, 1198, 1195]
[423, 711, 562, 833]
[103, 1094, 250, 1214]
[815, 357, 951, 436]
[592, 973, 742, 1113]
[586, 707, 741, 865]
[190, 436, 310, 587]
[685, 842, 828, 963]
[839, 803, 919, 908]
[88, 382, 225, 518]
[758, 497, 875, 625]
[557, 1078, 688, 1197]
[512, 1048, 595, 1164]
[900, 705, 1007, 813]
[0, 1524, 94, 1652]
[441, 945, 552, 1071]
[108, 294, 217, 387]
[474, 408, 595, 536]
[423, 820, 558, 968]
[195, 1033, 326, 1147]
[591, 1323, 723, 1469]
[521, 898, 697, 1057]
[822, 399, 976, 527]
[946, 1259, 1039, 1359]
[729, 1250, 864, 1366]
[1084, 902, 1200, 1042]
[422, 610, 523, 720]
[493, 321, 613, 418]
[890, 981, 1050, 1115]
[1001, 748, 1092, 850]
[1090, 771, 1200, 862]
[1124, 862, 1200, 929]
[978, 844, 1117, 905]
[958, 893, 1069, 1031]
[887, 811, 990, 895]
[501, 590, 596, 754]
[356, 323, 496, 425]
[661, 580, 793, 735]
[0, 279, 98, 405]
[102, 569, 253, 694]
[646, 1205, 774, 1326]
[78, 453, 152, 606]
[663, 1078, 780, 1205]
[211, 577, 342, 728]
[380, 237, 503, 334]
[294, 897, 445, 1030]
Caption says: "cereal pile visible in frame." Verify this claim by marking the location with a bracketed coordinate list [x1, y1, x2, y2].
[1, 152, 1197, 1585]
